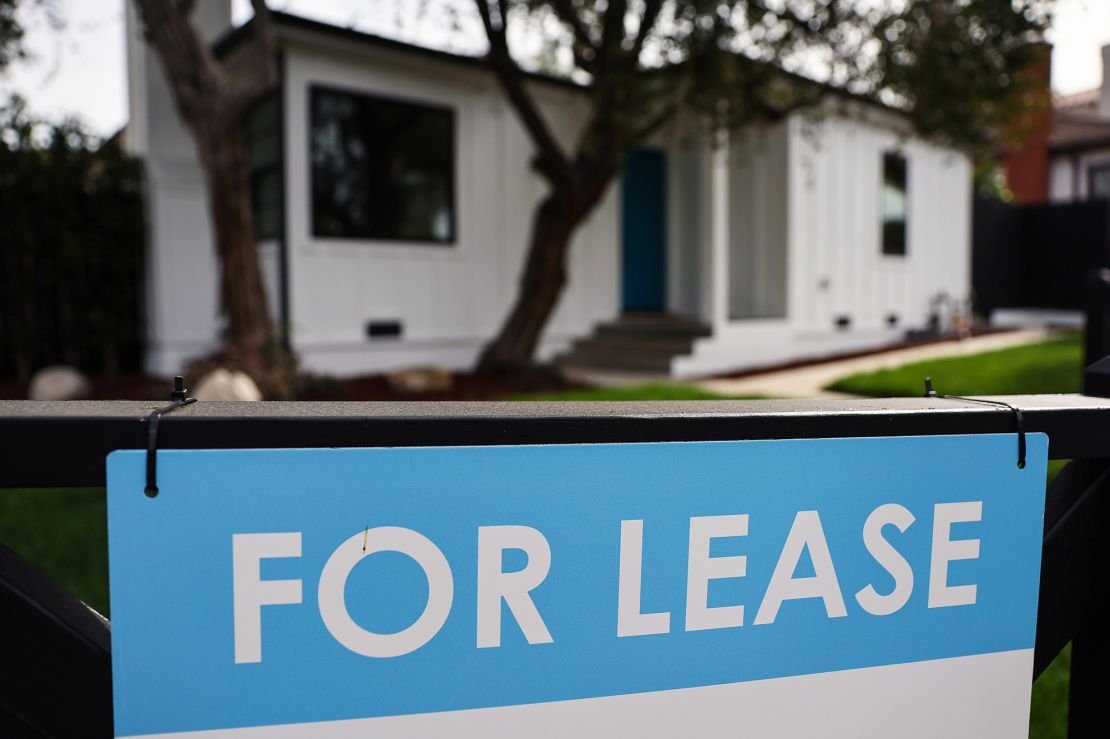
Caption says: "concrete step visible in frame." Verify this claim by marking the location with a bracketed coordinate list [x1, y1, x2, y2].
[557, 313, 709, 373]
[568, 334, 699, 355]
[596, 315, 711, 340]
[555, 347, 675, 373]
[558, 342, 692, 372]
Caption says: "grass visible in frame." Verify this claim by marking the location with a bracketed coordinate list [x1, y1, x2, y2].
[0, 487, 109, 616]
[826, 333, 1083, 397]
[1030, 645, 1070, 739]
[513, 382, 749, 401]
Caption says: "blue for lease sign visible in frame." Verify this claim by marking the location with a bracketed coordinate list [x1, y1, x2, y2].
[107, 433, 1047, 738]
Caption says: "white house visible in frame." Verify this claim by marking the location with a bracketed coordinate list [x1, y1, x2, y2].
[126, 5, 972, 379]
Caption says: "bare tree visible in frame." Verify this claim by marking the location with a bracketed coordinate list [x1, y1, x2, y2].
[131, 0, 291, 395]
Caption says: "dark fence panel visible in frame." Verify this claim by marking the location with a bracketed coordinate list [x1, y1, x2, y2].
[972, 196, 1110, 315]
[972, 195, 1026, 313]
[0, 128, 145, 381]
[1023, 201, 1110, 309]
[0, 540, 112, 735]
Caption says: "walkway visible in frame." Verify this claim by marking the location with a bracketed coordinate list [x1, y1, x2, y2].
[695, 328, 1056, 398]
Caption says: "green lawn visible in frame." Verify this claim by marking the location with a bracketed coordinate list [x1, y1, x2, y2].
[514, 382, 746, 401]
[1031, 645, 1070, 739]
[826, 333, 1082, 397]
[0, 487, 109, 615]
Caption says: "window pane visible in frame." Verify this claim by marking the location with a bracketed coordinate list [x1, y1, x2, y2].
[244, 92, 282, 240]
[249, 133, 279, 169]
[882, 152, 908, 256]
[310, 87, 455, 243]
[252, 169, 281, 239]
[1089, 165, 1110, 200]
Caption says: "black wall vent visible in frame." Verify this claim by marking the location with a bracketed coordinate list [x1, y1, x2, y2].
[366, 320, 403, 340]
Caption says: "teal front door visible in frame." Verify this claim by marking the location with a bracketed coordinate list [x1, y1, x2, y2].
[621, 148, 667, 312]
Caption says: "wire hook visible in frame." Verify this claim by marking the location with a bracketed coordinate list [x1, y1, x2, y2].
[145, 376, 197, 497]
[924, 377, 1026, 469]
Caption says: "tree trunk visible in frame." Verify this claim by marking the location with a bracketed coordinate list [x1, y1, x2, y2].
[131, 0, 286, 395]
[477, 196, 581, 372]
[193, 119, 286, 393]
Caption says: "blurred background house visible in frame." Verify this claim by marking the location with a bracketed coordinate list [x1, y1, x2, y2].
[128, 5, 972, 380]
[976, 43, 1110, 331]
[1045, 47, 1110, 204]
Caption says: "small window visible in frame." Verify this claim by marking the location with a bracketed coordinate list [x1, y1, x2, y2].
[881, 152, 908, 256]
[310, 86, 455, 243]
[244, 93, 282, 240]
[1089, 163, 1110, 200]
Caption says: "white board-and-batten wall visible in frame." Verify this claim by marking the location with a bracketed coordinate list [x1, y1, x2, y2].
[670, 109, 972, 378]
[129, 10, 621, 378]
[130, 11, 971, 379]
[280, 31, 619, 376]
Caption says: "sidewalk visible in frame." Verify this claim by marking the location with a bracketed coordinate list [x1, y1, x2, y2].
[695, 328, 1056, 398]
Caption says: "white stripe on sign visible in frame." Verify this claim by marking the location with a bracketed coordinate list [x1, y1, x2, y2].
[123, 649, 1034, 739]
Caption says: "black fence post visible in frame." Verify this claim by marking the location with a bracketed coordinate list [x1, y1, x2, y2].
[1073, 282, 1110, 738]
[1055, 459, 1110, 739]
[1069, 607, 1110, 737]
[1064, 454, 1110, 739]
[1083, 269, 1110, 372]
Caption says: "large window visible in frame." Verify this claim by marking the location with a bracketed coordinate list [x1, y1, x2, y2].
[881, 151, 908, 257]
[310, 86, 455, 243]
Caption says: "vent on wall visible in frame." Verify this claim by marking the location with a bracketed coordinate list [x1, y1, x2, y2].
[366, 320, 403, 340]
[886, 313, 900, 328]
[834, 315, 852, 331]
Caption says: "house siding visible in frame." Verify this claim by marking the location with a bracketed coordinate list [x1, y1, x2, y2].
[125, 1, 228, 375]
[281, 39, 619, 375]
[791, 113, 971, 335]
[129, 11, 973, 380]
[673, 109, 972, 378]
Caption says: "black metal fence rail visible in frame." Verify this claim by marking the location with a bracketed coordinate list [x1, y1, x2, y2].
[3, 394, 1110, 488]
[3, 394, 1110, 737]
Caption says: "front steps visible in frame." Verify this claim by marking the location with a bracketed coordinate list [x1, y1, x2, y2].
[556, 314, 711, 374]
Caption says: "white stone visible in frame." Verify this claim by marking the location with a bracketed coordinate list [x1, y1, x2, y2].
[193, 368, 263, 401]
[385, 366, 454, 395]
[28, 365, 92, 400]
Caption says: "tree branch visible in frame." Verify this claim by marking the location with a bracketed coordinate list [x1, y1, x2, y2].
[630, 0, 663, 61]
[132, 0, 223, 123]
[597, 0, 628, 74]
[550, 0, 597, 71]
[475, 0, 575, 191]
[233, 0, 277, 110]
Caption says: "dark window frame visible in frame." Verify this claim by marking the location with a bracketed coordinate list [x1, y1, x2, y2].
[244, 91, 282, 241]
[1087, 162, 1110, 201]
[307, 83, 457, 245]
[881, 150, 909, 258]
